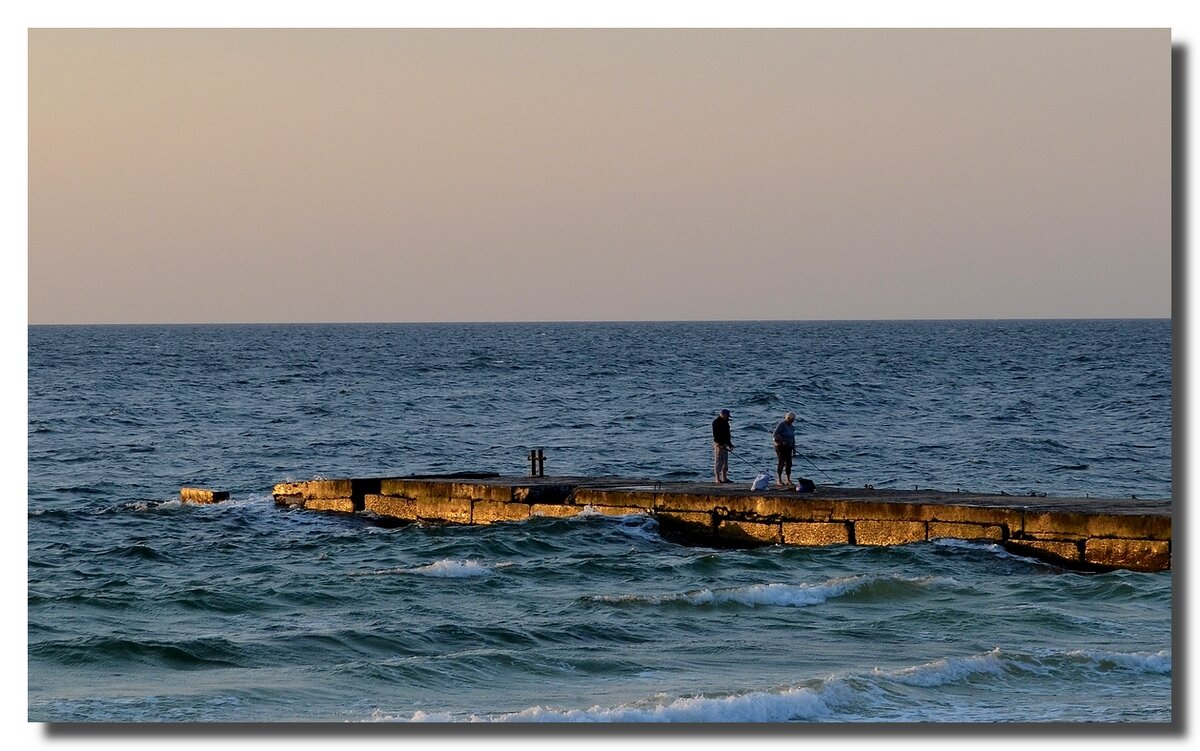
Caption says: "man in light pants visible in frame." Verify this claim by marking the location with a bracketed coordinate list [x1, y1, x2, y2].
[711, 408, 734, 483]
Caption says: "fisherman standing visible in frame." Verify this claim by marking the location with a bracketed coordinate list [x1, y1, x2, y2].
[711, 408, 734, 483]
[773, 411, 796, 488]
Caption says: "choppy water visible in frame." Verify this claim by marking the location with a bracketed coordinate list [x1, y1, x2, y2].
[27, 320, 1172, 722]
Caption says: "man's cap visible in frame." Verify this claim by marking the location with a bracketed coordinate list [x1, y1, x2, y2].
[720, 409, 731, 417]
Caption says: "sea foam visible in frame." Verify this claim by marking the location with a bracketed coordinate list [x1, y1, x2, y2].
[408, 685, 837, 723]
[409, 559, 496, 577]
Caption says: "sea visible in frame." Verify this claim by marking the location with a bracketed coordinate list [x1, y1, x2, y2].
[26, 319, 1173, 724]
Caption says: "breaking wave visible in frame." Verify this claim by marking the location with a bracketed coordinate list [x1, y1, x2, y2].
[409, 559, 499, 577]
[584, 574, 953, 608]
[397, 645, 1172, 723]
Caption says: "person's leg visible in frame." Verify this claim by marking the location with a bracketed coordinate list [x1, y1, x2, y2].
[784, 452, 793, 485]
[713, 443, 722, 483]
[775, 445, 786, 485]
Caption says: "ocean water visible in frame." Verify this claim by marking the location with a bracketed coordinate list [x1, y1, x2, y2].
[27, 320, 1172, 723]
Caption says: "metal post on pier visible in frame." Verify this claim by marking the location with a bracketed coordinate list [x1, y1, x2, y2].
[528, 448, 545, 477]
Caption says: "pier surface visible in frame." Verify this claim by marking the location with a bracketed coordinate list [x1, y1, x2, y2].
[272, 475, 1171, 572]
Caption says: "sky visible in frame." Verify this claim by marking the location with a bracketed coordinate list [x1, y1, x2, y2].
[27, 28, 1170, 324]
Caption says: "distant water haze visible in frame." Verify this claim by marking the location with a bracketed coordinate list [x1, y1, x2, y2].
[28, 28, 1170, 324]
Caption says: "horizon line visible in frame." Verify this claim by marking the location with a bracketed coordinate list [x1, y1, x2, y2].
[27, 315, 1172, 327]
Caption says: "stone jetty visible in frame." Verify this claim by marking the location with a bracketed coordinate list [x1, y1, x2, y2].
[271, 475, 1171, 572]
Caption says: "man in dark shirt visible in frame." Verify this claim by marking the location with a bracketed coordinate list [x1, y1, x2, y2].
[712, 408, 734, 483]
[773, 411, 796, 487]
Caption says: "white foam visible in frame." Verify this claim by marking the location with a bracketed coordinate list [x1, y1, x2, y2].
[409, 559, 495, 578]
[353, 559, 501, 578]
[407, 686, 836, 723]
[577, 505, 644, 519]
[931, 537, 1003, 553]
[405, 710, 455, 722]
[616, 516, 662, 542]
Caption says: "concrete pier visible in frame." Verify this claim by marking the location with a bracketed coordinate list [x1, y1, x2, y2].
[271, 475, 1172, 572]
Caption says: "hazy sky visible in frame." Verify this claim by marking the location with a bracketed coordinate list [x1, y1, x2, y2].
[28, 28, 1170, 324]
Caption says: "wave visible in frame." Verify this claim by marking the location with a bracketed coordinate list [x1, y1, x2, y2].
[94, 499, 183, 514]
[573, 512, 663, 542]
[412, 559, 495, 577]
[1056, 648, 1171, 675]
[397, 645, 1171, 723]
[583, 574, 950, 609]
[99, 543, 173, 561]
[30, 635, 245, 669]
[407, 685, 838, 723]
[929, 537, 1052, 566]
[28, 508, 72, 520]
[878, 647, 1006, 687]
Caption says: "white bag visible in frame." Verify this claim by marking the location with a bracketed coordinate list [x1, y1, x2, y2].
[751, 472, 771, 491]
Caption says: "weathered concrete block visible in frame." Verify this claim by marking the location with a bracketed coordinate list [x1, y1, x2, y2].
[654, 511, 714, 538]
[572, 488, 655, 509]
[180, 487, 229, 504]
[928, 522, 1005, 542]
[416, 498, 473, 523]
[516, 485, 574, 504]
[1084, 538, 1171, 572]
[304, 497, 355, 513]
[771, 498, 837, 522]
[1023, 511, 1171, 541]
[1022, 530, 1086, 543]
[452, 483, 513, 503]
[928, 504, 1023, 530]
[530, 503, 582, 518]
[654, 492, 728, 513]
[1006, 539, 1082, 563]
[854, 520, 927, 545]
[364, 494, 419, 520]
[723, 496, 835, 521]
[833, 499, 930, 522]
[472, 500, 531, 524]
[378, 479, 452, 500]
[717, 520, 781, 545]
[274, 479, 354, 500]
[781, 522, 851, 546]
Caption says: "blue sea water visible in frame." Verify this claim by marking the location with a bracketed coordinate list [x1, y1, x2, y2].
[27, 319, 1172, 722]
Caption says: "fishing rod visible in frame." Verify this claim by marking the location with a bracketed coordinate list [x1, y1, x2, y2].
[793, 449, 834, 483]
[727, 448, 759, 471]
[729, 444, 836, 486]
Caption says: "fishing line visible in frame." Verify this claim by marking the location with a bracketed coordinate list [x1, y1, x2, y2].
[794, 450, 834, 483]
